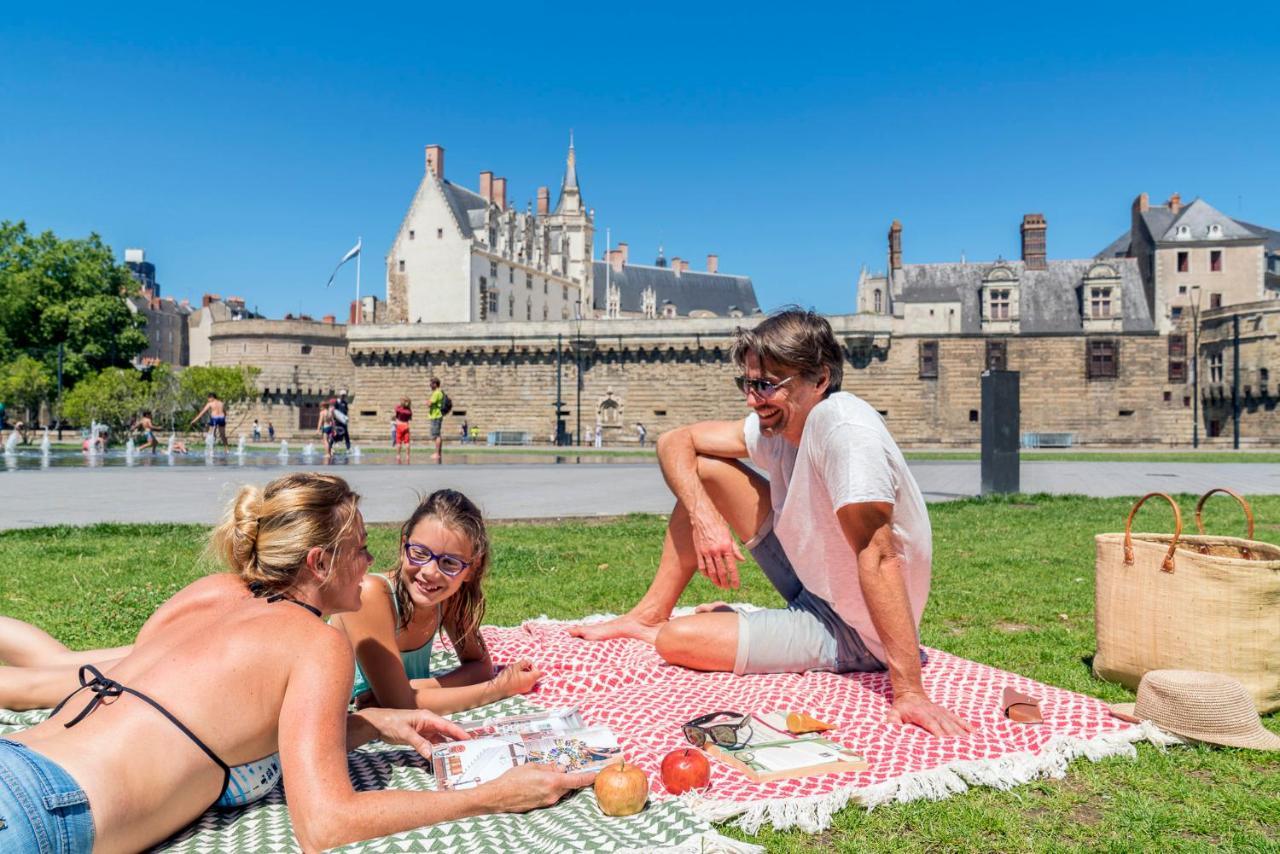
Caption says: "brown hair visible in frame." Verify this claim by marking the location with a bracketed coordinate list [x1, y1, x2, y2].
[393, 489, 490, 644]
[731, 306, 843, 395]
[209, 472, 361, 596]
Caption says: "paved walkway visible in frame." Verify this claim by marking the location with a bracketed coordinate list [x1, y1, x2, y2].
[3, 460, 1279, 530]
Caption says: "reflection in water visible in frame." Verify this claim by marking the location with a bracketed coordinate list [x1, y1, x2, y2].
[0, 448, 646, 471]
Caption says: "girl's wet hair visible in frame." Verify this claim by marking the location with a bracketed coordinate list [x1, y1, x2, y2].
[209, 472, 361, 596]
[393, 489, 490, 643]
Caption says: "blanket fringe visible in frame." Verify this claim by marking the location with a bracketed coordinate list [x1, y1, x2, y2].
[684, 722, 1182, 835]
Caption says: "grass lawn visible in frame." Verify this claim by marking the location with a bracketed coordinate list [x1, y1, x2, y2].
[1, 494, 1276, 851]
[902, 450, 1280, 463]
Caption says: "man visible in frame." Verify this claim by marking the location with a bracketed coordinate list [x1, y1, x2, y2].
[135, 411, 159, 454]
[636, 422, 647, 447]
[190, 393, 228, 450]
[252, 419, 262, 442]
[571, 309, 970, 737]
[332, 389, 352, 452]
[427, 378, 445, 463]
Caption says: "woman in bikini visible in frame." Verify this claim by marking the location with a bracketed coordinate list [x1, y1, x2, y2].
[0, 473, 591, 851]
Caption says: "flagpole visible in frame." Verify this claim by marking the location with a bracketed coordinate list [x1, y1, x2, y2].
[355, 236, 362, 324]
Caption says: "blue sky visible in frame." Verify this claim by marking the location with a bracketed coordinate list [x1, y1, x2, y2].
[2, 2, 1276, 318]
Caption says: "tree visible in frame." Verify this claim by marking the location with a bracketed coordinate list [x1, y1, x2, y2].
[61, 368, 150, 436]
[0, 354, 53, 424]
[176, 365, 261, 426]
[0, 221, 147, 386]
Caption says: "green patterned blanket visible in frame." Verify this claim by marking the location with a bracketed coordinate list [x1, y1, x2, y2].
[0, 648, 756, 854]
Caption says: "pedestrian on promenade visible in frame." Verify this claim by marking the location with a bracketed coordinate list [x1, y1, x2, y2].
[267, 421, 275, 441]
[427, 378, 445, 463]
[636, 422, 647, 447]
[252, 419, 262, 442]
[394, 398, 413, 464]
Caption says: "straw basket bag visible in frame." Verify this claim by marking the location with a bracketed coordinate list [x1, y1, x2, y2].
[1094, 489, 1280, 714]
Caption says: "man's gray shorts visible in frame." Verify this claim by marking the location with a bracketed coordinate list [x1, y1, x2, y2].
[429, 418, 443, 439]
[733, 518, 888, 676]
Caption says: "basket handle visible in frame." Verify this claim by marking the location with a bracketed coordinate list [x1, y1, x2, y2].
[1193, 488, 1255, 539]
[1123, 492, 1182, 573]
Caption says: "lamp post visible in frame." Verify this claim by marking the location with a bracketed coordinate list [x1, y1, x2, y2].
[1189, 285, 1201, 448]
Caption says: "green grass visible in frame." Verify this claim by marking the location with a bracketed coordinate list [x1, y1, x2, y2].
[1, 495, 1277, 851]
[902, 450, 1280, 463]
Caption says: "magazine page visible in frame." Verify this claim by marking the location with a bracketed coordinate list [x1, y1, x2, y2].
[432, 713, 621, 789]
[453, 707, 584, 738]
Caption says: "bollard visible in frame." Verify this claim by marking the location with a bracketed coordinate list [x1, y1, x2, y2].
[981, 370, 1020, 495]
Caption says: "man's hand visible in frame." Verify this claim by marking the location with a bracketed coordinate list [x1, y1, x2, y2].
[886, 691, 974, 737]
[691, 502, 745, 590]
[481, 764, 596, 813]
[356, 707, 471, 756]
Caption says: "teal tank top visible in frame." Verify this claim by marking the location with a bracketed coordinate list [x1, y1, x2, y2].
[350, 574, 440, 700]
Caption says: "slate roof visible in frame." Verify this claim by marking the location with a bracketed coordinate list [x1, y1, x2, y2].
[1098, 198, 1269, 257]
[439, 181, 489, 238]
[592, 262, 761, 317]
[894, 258, 1153, 333]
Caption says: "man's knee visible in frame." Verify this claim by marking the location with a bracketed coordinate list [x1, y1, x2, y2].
[655, 615, 737, 670]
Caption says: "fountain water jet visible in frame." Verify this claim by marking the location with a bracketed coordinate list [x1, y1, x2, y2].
[278, 440, 289, 463]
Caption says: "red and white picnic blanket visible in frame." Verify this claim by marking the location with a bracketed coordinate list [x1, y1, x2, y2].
[476, 620, 1169, 833]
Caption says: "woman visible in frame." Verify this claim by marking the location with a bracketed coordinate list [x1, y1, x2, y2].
[0, 473, 592, 852]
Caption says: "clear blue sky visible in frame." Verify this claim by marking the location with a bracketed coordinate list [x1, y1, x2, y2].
[3, 2, 1276, 319]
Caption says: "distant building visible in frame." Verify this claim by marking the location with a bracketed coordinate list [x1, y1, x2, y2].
[124, 248, 191, 366]
[187, 293, 260, 366]
[595, 245, 760, 319]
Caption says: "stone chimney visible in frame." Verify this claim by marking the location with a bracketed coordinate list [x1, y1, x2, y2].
[608, 249, 624, 272]
[493, 177, 507, 210]
[479, 171, 493, 203]
[1133, 192, 1149, 214]
[672, 257, 688, 275]
[202, 293, 221, 308]
[707, 254, 719, 274]
[1020, 213, 1047, 270]
[322, 314, 336, 324]
[348, 301, 360, 325]
[617, 242, 628, 265]
[537, 186, 549, 215]
[888, 220, 903, 271]
[425, 145, 444, 179]
[1167, 192, 1182, 214]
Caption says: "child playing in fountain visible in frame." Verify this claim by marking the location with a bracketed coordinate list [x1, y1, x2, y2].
[133, 411, 159, 454]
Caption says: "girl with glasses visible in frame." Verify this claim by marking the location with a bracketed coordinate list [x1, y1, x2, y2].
[333, 488, 541, 713]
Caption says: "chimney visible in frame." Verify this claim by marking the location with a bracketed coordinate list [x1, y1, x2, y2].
[706, 254, 719, 274]
[348, 301, 360, 324]
[1020, 213, 1047, 270]
[888, 220, 903, 271]
[425, 144, 444, 179]
[1133, 192, 1149, 214]
[322, 314, 336, 324]
[493, 177, 507, 210]
[617, 242, 628, 265]
[202, 293, 221, 308]
[609, 249, 624, 272]
[536, 186, 549, 215]
[479, 171, 493, 203]
[1167, 192, 1182, 214]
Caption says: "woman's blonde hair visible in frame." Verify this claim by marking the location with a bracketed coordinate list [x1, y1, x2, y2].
[209, 472, 361, 596]
[393, 489, 490, 645]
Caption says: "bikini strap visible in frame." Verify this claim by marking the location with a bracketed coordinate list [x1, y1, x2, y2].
[266, 594, 322, 619]
[54, 665, 231, 780]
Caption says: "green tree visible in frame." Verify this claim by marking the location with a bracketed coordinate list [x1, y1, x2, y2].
[176, 365, 261, 426]
[61, 368, 150, 437]
[0, 354, 53, 424]
[0, 221, 147, 386]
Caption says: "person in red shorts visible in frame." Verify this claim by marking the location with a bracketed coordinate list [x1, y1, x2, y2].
[394, 397, 413, 464]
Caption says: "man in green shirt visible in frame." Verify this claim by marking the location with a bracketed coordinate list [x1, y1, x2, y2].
[427, 378, 444, 462]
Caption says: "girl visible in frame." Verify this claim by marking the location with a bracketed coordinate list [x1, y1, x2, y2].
[0, 473, 588, 852]
[394, 397, 413, 464]
[335, 489, 541, 712]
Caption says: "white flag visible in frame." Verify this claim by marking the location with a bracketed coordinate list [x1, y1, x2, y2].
[324, 238, 362, 288]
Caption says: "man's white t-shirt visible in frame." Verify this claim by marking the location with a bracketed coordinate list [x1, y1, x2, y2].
[743, 391, 932, 662]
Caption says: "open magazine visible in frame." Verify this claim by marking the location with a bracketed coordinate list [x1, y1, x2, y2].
[705, 711, 867, 782]
[431, 708, 622, 790]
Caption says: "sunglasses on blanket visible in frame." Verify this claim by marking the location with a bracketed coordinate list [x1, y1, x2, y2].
[682, 711, 753, 749]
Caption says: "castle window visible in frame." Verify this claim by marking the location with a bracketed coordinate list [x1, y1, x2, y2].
[1168, 334, 1187, 382]
[1177, 225, 1191, 239]
[526, 297, 532, 321]
[919, 340, 939, 378]
[989, 289, 1010, 320]
[1090, 287, 1113, 318]
[510, 267, 515, 284]
[1086, 339, 1118, 379]
[1177, 251, 1189, 273]
[487, 289, 499, 316]
[490, 261, 498, 278]
[562, 306, 569, 319]
[662, 304, 677, 319]
[563, 285, 569, 301]
[1210, 292, 1222, 309]
[437, 229, 443, 239]
[1208, 224, 1222, 238]
[543, 304, 548, 321]
[1210, 250, 1223, 272]
[507, 293, 515, 318]
[398, 260, 405, 273]
[874, 289, 882, 312]
[543, 279, 548, 294]
[1210, 351, 1224, 384]
[301, 345, 312, 355]
[1171, 306, 1183, 321]
[409, 230, 415, 240]
[985, 340, 1007, 371]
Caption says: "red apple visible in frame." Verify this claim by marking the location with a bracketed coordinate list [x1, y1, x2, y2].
[594, 760, 648, 816]
[660, 748, 711, 795]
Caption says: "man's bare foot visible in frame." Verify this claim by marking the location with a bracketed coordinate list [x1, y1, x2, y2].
[693, 602, 736, 614]
[567, 612, 666, 644]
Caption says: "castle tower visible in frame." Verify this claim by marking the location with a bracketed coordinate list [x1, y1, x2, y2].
[546, 133, 594, 313]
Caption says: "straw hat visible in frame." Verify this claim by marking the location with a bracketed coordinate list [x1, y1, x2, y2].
[1111, 670, 1280, 751]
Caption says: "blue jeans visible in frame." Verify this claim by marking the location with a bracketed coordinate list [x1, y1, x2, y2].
[0, 739, 95, 853]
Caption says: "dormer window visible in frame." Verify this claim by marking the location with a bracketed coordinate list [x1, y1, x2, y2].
[1090, 287, 1113, 318]
[662, 302, 677, 319]
[989, 289, 1011, 319]
[1208, 223, 1223, 238]
[1176, 225, 1191, 239]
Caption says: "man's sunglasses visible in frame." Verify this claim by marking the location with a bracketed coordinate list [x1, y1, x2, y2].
[682, 711, 753, 749]
[733, 374, 798, 398]
[403, 541, 470, 577]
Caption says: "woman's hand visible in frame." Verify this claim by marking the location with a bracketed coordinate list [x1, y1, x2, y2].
[480, 764, 596, 813]
[354, 707, 470, 756]
[493, 659, 543, 698]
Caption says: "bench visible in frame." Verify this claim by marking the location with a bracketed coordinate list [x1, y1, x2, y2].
[1021, 432, 1074, 449]
[487, 431, 531, 447]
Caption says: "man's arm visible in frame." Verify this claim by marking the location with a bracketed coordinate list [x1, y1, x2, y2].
[836, 502, 973, 737]
[656, 419, 751, 589]
[190, 402, 210, 425]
